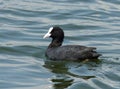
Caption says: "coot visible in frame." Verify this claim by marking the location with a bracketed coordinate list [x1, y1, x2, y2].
[43, 26, 101, 61]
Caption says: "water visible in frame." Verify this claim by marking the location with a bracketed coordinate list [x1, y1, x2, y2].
[0, 0, 120, 89]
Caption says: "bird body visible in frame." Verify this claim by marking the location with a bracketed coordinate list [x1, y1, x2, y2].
[43, 27, 101, 61]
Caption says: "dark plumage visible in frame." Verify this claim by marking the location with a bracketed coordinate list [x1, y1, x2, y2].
[43, 26, 101, 61]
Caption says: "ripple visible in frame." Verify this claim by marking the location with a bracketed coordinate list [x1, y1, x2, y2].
[0, 0, 120, 89]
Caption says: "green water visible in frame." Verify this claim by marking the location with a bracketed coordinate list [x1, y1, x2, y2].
[0, 0, 120, 89]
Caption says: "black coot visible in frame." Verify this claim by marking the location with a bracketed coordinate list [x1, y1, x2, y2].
[43, 26, 101, 61]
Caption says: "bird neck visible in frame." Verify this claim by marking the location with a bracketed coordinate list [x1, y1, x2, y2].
[48, 38, 63, 48]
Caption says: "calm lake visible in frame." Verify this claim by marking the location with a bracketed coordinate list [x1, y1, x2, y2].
[0, 0, 120, 89]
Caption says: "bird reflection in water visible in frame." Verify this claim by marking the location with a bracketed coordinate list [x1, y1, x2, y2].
[43, 60, 100, 89]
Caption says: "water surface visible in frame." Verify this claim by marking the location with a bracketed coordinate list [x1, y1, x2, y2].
[0, 0, 120, 89]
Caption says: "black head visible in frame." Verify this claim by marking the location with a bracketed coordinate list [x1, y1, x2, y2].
[44, 26, 64, 40]
[43, 26, 64, 48]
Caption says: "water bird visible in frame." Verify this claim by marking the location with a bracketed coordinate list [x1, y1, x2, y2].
[43, 26, 101, 61]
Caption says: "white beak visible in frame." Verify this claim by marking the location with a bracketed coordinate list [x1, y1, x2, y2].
[43, 32, 51, 39]
[43, 27, 53, 39]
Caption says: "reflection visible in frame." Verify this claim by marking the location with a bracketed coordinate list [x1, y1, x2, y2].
[44, 60, 68, 74]
[43, 60, 73, 89]
[67, 72, 95, 80]
[51, 76, 73, 89]
[43, 60, 101, 89]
